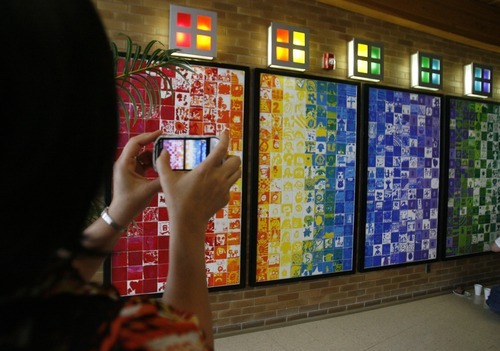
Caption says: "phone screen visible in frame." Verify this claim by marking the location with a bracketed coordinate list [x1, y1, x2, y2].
[154, 137, 216, 171]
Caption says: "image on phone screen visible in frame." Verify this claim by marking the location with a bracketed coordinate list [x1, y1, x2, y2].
[161, 138, 208, 170]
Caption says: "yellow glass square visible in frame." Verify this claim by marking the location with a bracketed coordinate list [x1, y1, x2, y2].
[196, 35, 211, 50]
[357, 43, 368, 57]
[357, 59, 368, 73]
[292, 49, 305, 64]
[293, 31, 305, 46]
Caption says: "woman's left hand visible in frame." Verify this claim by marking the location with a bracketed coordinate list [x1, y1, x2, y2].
[107, 130, 163, 227]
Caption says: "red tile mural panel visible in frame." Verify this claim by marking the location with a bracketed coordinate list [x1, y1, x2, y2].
[108, 61, 248, 296]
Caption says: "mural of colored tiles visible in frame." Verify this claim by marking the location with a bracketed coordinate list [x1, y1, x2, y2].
[362, 86, 442, 270]
[446, 97, 500, 257]
[110, 63, 248, 296]
[252, 69, 358, 284]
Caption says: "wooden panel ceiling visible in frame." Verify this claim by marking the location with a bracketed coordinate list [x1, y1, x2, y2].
[317, 0, 500, 53]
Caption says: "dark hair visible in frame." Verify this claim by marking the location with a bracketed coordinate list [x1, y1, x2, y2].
[0, 0, 118, 293]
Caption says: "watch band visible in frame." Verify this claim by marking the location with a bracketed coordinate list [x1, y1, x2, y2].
[100, 207, 125, 232]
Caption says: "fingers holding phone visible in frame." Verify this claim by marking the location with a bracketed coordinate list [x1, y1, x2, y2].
[154, 131, 241, 223]
[153, 135, 220, 171]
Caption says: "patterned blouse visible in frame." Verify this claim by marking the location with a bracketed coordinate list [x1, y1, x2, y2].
[3, 262, 212, 351]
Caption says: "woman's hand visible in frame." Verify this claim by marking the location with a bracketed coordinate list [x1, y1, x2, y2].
[107, 130, 163, 227]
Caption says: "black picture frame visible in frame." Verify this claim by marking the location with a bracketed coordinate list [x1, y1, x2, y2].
[442, 96, 500, 259]
[249, 68, 360, 286]
[104, 61, 250, 296]
[358, 84, 444, 272]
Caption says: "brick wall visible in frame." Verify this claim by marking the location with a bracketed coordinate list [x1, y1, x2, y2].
[91, 0, 500, 335]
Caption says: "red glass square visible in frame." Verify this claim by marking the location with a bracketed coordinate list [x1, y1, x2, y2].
[175, 32, 191, 48]
[176, 12, 191, 28]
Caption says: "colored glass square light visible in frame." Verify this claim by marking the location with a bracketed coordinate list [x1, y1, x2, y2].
[169, 5, 217, 60]
[464, 62, 493, 98]
[411, 52, 442, 91]
[348, 38, 384, 82]
[268, 22, 309, 71]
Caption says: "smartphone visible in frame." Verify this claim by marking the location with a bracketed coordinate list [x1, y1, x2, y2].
[153, 135, 219, 171]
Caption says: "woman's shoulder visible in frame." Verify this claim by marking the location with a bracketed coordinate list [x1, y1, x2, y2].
[101, 296, 211, 350]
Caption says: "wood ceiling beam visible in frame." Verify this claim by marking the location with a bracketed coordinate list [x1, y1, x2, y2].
[318, 0, 500, 53]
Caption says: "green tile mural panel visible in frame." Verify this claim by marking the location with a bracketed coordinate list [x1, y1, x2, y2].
[446, 97, 500, 257]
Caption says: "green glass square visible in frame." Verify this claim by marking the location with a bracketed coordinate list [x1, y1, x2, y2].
[421, 71, 430, 83]
[421, 56, 430, 69]
[370, 62, 381, 75]
[371, 46, 381, 59]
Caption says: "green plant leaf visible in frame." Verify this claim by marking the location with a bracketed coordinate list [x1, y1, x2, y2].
[112, 34, 193, 131]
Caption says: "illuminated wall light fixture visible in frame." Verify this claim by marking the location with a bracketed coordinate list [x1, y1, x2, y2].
[411, 52, 442, 91]
[267, 22, 309, 72]
[464, 63, 492, 99]
[169, 4, 217, 60]
[348, 38, 384, 82]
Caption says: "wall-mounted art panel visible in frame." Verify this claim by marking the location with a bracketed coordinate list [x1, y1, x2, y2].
[360, 85, 443, 271]
[107, 61, 249, 296]
[250, 68, 359, 285]
[444, 97, 500, 258]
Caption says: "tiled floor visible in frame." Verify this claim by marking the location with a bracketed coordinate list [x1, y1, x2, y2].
[214, 288, 500, 351]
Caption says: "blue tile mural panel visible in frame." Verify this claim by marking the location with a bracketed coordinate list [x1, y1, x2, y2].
[362, 86, 442, 270]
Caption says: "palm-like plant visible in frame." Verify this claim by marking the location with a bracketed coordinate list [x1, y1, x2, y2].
[87, 35, 192, 226]
[112, 34, 193, 129]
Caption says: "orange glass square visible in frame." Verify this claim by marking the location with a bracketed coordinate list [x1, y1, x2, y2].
[276, 46, 289, 61]
[197, 15, 212, 31]
[276, 28, 289, 43]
